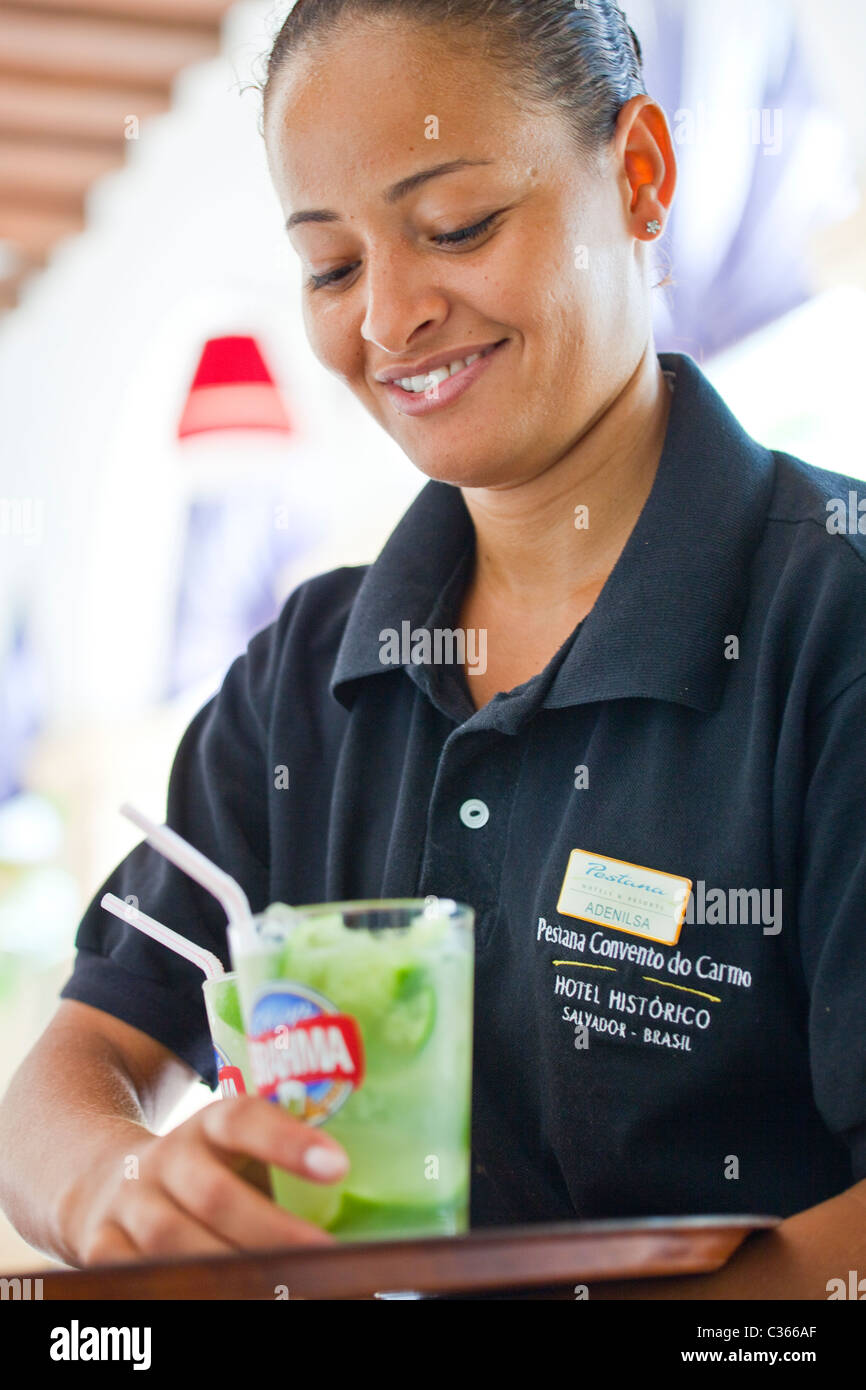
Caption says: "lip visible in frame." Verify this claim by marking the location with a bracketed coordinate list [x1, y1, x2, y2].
[375, 340, 504, 385]
[380, 339, 509, 417]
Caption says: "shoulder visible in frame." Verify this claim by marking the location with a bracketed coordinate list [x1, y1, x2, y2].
[264, 564, 368, 648]
[247, 564, 367, 677]
[755, 451, 866, 705]
[767, 451, 866, 562]
[213, 565, 368, 730]
[762, 450, 866, 597]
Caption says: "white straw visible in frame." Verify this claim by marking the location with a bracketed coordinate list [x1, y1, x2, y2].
[119, 802, 254, 942]
[101, 892, 225, 980]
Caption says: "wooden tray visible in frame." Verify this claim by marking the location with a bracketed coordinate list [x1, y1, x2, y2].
[29, 1215, 779, 1300]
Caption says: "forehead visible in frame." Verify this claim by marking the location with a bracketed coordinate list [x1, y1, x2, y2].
[263, 18, 554, 208]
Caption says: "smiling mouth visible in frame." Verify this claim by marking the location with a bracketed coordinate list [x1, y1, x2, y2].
[387, 340, 508, 394]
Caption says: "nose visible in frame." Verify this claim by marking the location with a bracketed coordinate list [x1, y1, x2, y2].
[360, 244, 449, 356]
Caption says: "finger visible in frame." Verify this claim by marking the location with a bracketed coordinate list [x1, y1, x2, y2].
[121, 1185, 237, 1259]
[199, 1095, 350, 1185]
[81, 1220, 143, 1268]
[162, 1144, 336, 1250]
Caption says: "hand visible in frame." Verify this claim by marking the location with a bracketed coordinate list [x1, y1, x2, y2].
[65, 1096, 349, 1266]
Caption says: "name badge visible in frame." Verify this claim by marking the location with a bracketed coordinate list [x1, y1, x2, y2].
[557, 849, 692, 947]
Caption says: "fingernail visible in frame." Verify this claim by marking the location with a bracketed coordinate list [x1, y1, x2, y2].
[304, 1145, 348, 1179]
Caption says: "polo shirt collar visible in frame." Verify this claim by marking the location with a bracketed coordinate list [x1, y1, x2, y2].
[331, 352, 777, 714]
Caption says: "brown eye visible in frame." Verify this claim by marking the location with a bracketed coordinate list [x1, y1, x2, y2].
[306, 211, 503, 291]
[433, 213, 500, 246]
[307, 262, 359, 291]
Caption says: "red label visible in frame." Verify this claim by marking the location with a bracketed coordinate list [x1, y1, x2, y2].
[249, 1013, 365, 1098]
[218, 1066, 246, 1098]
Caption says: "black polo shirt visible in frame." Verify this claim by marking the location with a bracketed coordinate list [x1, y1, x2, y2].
[60, 350, 866, 1226]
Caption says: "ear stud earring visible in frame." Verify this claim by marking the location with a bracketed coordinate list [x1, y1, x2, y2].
[646, 219, 662, 236]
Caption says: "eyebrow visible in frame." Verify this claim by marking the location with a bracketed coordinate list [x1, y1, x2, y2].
[285, 158, 496, 231]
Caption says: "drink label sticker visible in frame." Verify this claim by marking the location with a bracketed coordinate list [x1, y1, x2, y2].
[248, 982, 365, 1124]
[213, 1045, 246, 1099]
[557, 849, 692, 947]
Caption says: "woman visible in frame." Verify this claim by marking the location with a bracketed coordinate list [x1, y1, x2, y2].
[2, 0, 865, 1297]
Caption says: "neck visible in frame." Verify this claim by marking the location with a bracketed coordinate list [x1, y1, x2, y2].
[460, 343, 672, 620]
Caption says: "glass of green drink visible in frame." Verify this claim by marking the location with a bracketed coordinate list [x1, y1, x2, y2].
[228, 898, 474, 1242]
[202, 973, 251, 1100]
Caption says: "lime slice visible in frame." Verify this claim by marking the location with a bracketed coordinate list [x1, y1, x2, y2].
[380, 968, 437, 1053]
[271, 919, 440, 1054]
[269, 1167, 342, 1230]
[312, 946, 403, 1018]
[211, 978, 243, 1033]
[333, 1191, 457, 1239]
[332, 1190, 392, 1236]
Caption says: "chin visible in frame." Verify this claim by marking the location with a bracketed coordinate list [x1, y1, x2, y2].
[363, 393, 533, 489]
[407, 454, 523, 491]
[395, 427, 531, 491]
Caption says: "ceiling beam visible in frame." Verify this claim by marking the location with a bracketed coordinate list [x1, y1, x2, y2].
[0, 76, 168, 144]
[0, 136, 124, 209]
[0, 261, 34, 310]
[0, 10, 221, 91]
[0, 204, 84, 260]
[2, 0, 234, 29]
[0, 2, 237, 314]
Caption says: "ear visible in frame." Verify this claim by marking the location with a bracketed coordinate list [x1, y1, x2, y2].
[616, 96, 677, 242]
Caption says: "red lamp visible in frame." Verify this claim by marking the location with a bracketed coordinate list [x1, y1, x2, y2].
[177, 335, 293, 439]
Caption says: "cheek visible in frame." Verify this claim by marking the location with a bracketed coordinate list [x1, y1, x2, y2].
[486, 221, 593, 333]
[303, 296, 358, 378]
[301, 294, 321, 357]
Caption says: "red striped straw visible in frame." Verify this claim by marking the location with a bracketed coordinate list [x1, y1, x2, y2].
[101, 892, 225, 980]
[118, 802, 254, 944]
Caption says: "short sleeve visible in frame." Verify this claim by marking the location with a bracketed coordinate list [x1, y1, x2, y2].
[798, 671, 866, 1179]
[59, 622, 275, 1090]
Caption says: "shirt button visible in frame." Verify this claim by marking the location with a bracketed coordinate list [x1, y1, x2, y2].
[459, 798, 490, 829]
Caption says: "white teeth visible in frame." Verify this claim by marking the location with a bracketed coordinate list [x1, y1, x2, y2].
[396, 350, 485, 393]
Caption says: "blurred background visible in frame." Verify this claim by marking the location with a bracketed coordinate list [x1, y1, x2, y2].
[0, 0, 864, 1270]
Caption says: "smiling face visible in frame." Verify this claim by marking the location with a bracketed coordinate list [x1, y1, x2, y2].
[264, 17, 655, 491]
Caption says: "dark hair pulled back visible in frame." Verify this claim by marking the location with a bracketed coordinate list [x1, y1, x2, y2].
[262, 0, 647, 160]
